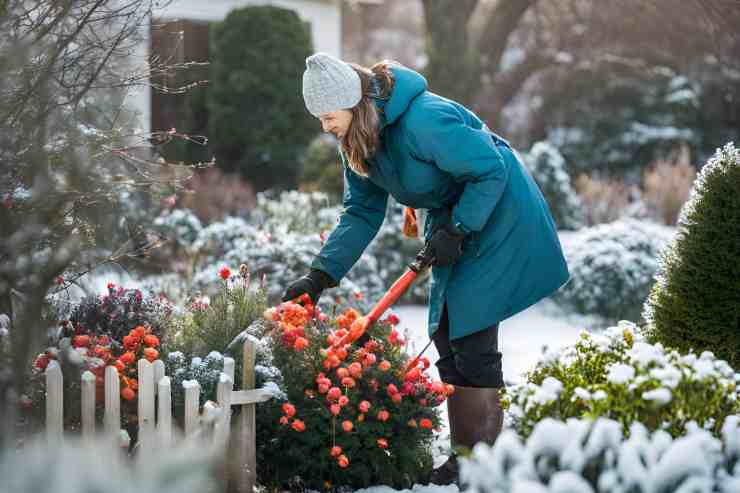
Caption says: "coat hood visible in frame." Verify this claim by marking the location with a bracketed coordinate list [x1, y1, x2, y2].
[374, 66, 428, 129]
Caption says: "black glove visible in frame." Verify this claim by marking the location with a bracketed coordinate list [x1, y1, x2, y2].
[426, 223, 466, 267]
[282, 269, 336, 304]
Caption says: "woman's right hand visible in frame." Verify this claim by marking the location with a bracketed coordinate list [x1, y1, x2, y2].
[282, 269, 336, 304]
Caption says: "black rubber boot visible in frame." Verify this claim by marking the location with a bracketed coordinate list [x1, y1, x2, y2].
[427, 386, 504, 486]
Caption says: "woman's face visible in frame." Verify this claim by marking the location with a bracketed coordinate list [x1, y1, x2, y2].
[318, 109, 353, 140]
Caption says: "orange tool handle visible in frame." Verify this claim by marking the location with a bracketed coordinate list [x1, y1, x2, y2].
[335, 246, 434, 347]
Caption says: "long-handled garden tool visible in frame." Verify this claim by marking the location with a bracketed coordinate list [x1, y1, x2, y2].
[335, 244, 436, 370]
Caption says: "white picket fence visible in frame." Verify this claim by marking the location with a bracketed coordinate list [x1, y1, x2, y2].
[44, 339, 273, 493]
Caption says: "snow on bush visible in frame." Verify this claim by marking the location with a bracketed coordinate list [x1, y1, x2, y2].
[153, 208, 203, 248]
[460, 415, 740, 493]
[504, 321, 740, 439]
[553, 219, 675, 321]
[147, 191, 427, 308]
[522, 141, 584, 230]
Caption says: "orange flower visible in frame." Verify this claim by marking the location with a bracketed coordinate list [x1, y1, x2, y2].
[341, 420, 353, 432]
[420, 418, 433, 429]
[337, 454, 349, 468]
[358, 413, 365, 422]
[444, 384, 455, 396]
[359, 400, 371, 413]
[119, 351, 136, 365]
[133, 325, 146, 338]
[282, 403, 296, 417]
[34, 355, 49, 370]
[121, 387, 136, 401]
[348, 362, 363, 378]
[143, 347, 159, 362]
[336, 367, 349, 379]
[341, 377, 356, 388]
[122, 335, 139, 350]
[279, 416, 289, 425]
[294, 337, 309, 351]
[128, 378, 139, 391]
[391, 393, 403, 404]
[328, 387, 342, 400]
[143, 334, 160, 347]
[377, 438, 388, 449]
[114, 360, 126, 373]
[387, 383, 398, 395]
[73, 335, 90, 348]
[330, 446, 342, 457]
[407, 419, 418, 428]
[338, 395, 349, 407]
[291, 419, 306, 432]
[336, 347, 348, 360]
[219, 266, 231, 280]
[330, 404, 341, 416]
[318, 383, 330, 394]
[378, 360, 391, 372]
[362, 353, 377, 367]
[377, 410, 390, 422]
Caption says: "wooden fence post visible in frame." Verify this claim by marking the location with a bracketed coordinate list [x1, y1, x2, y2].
[45, 361, 63, 445]
[157, 376, 172, 447]
[80, 370, 96, 443]
[236, 339, 257, 493]
[137, 359, 155, 451]
[104, 366, 120, 438]
[183, 380, 201, 437]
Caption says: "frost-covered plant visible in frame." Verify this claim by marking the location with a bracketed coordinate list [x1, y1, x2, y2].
[253, 190, 337, 235]
[644, 143, 740, 368]
[153, 208, 203, 249]
[523, 141, 584, 230]
[504, 321, 740, 439]
[0, 434, 219, 493]
[165, 350, 228, 412]
[460, 415, 740, 493]
[553, 219, 675, 321]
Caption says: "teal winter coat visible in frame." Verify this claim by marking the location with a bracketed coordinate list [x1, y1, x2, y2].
[311, 66, 570, 340]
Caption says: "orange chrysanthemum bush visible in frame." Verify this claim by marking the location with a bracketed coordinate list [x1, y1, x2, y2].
[256, 294, 449, 490]
[22, 283, 170, 441]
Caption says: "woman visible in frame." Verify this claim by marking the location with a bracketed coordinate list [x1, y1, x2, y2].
[283, 52, 569, 485]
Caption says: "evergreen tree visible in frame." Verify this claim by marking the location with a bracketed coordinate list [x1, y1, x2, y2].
[643, 143, 740, 366]
[208, 6, 315, 191]
[523, 141, 584, 230]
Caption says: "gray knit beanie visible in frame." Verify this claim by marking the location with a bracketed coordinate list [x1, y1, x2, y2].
[302, 52, 362, 117]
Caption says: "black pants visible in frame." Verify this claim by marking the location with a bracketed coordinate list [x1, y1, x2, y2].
[431, 303, 504, 388]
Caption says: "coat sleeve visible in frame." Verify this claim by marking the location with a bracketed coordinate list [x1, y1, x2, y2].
[405, 103, 509, 234]
[310, 152, 388, 283]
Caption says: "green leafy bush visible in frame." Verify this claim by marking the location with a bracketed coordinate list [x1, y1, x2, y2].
[503, 321, 740, 439]
[255, 296, 446, 490]
[644, 143, 740, 367]
[208, 5, 316, 191]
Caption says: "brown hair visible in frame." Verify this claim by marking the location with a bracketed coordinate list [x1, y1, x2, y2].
[340, 60, 398, 176]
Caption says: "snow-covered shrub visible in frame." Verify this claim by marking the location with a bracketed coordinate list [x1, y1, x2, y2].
[644, 143, 740, 368]
[553, 219, 675, 321]
[504, 321, 740, 439]
[460, 415, 740, 493]
[253, 190, 338, 235]
[523, 141, 584, 230]
[153, 208, 203, 249]
[1, 435, 219, 493]
[165, 350, 229, 412]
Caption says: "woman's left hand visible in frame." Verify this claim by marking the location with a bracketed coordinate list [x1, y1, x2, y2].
[426, 223, 466, 267]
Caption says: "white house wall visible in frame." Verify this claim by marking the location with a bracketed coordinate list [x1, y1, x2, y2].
[128, 0, 341, 136]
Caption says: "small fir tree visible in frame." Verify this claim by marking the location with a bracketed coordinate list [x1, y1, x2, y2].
[643, 143, 740, 366]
